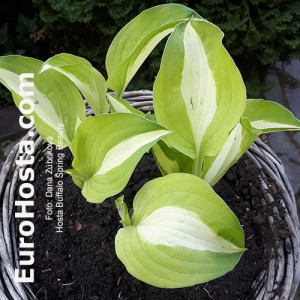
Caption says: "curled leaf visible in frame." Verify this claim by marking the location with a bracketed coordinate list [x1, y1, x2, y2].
[68, 113, 169, 203]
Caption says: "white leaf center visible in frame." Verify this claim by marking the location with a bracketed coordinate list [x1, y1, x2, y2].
[138, 206, 241, 253]
[96, 130, 168, 175]
[180, 22, 217, 154]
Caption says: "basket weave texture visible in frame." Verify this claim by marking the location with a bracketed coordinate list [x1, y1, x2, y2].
[0, 90, 299, 300]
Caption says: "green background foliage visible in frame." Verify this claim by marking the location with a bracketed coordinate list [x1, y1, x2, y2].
[1, 0, 300, 97]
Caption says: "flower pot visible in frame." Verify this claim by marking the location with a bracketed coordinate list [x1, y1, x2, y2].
[0, 91, 299, 300]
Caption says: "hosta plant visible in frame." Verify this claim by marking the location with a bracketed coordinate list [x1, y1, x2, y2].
[1, 3, 300, 289]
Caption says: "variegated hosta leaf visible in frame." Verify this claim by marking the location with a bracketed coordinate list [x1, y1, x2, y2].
[153, 19, 246, 176]
[107, 94, 188, 177]
[0, 55, 86, 147]
[40, 53, 109, 115]
[105, 96, 194, 177]
[202, 118, 260, 186]
[244, 99, 300, 132]
[106, 94, 185, 177]
[106, 4, 201, 95]
[152, 140, 193, 176]
[107, 94, 144, 116]
[115, 173, 245, 288]
[68, 113, 169, 203]
[202, 99, 300, 186]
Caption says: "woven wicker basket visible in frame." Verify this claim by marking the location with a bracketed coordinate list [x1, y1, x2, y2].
[0, 90, 299, 300]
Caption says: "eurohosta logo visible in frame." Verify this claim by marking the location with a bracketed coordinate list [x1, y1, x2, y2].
[14, 73, 35, 283]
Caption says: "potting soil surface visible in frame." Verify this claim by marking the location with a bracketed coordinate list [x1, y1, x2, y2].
[23, 147, 276, 300]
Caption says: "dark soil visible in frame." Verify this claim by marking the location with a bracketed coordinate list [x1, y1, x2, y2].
[0, 98, 12, 110]
[24, 146, 274, 300]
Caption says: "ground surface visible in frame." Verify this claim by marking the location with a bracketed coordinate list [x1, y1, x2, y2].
[24, 146, 274, 300]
